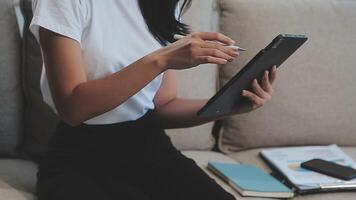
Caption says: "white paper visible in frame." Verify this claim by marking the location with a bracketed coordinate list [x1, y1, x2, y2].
[261, 145, 356, 190]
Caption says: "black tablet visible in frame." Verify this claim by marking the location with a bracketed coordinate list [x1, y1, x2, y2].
[197, 34, 308, 117]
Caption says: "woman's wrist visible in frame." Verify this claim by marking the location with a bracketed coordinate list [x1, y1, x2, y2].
[146, 50, 169, 73]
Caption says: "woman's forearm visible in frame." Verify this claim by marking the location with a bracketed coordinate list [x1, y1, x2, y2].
[154, 98, 226, 129]
[40, 30, 239, 126]
[59, 54, 166, 125]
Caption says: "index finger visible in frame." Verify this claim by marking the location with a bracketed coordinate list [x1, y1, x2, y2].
[195, 32, 235, 45]
[270, 65, 277, 84]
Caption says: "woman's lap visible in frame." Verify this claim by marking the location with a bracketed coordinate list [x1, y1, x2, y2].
[138, 152, 236, 200]
[37, 112, 235, 200]
[37, 152, 235, 200]
[37, 172, 151, 200]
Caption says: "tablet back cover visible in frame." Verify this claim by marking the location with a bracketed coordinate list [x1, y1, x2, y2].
[198, 34, 307, 117]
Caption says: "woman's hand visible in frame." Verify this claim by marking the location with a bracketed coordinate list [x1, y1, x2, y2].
[232, 66, 278, 114]
[155, 32, 239, 70]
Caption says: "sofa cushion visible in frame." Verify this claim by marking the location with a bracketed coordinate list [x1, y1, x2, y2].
[0, 159, 38, 194]
[19, 0, 60, 162]
[155, 0, 220, 151]
[0, 180, 36, 200]
[0, 0, 24, 156]
[218, 0, 356, 153]
[228, 147, 356, 199]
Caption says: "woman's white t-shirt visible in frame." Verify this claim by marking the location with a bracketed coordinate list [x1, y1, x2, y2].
[30, 0, 179, 124]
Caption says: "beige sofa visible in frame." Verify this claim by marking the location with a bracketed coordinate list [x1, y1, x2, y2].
[0, 0, 355, 199]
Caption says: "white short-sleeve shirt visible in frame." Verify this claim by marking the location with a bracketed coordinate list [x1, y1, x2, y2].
[30, 0, 179, 124]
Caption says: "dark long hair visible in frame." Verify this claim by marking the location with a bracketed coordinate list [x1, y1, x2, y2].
[138, 0, 191, 46]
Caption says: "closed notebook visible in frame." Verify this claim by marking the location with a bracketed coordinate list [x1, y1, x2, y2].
[208, 161, 294, 198]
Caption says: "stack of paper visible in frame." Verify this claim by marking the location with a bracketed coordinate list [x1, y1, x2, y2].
[261, 145, 356, 192]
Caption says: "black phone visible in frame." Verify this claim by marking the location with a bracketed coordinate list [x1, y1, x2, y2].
[301, 159, 356, 181]
[197, 34, 308, 118]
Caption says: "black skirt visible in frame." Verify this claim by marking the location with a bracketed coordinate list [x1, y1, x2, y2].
[36, 110, 236, 200]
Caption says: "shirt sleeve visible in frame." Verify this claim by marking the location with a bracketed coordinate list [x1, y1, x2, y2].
[30, 0, 88, 44]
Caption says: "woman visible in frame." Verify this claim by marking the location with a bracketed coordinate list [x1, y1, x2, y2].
[30, 0, 277, 199]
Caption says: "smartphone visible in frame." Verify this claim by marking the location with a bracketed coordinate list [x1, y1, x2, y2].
[301, 159, 356, 180]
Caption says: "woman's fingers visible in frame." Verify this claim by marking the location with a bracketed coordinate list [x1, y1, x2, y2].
[239, 66, 277, 111]
[270, 65, 277, 84]
[242, 90, 264, 109]
[262, 70, 273, 93]
[193, 32, 235, 45]
[187, 32, 239, 65]
[252, 79, 271, 100]
[165, 32, 240, 70]
[197, 48, 235, 62]
[201, 42, 239, 57]
[196, 56, 228, 65]
[196, 41, 240, 64]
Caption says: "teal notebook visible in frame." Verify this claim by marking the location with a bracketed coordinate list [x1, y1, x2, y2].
[208, 161, 294, 198]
